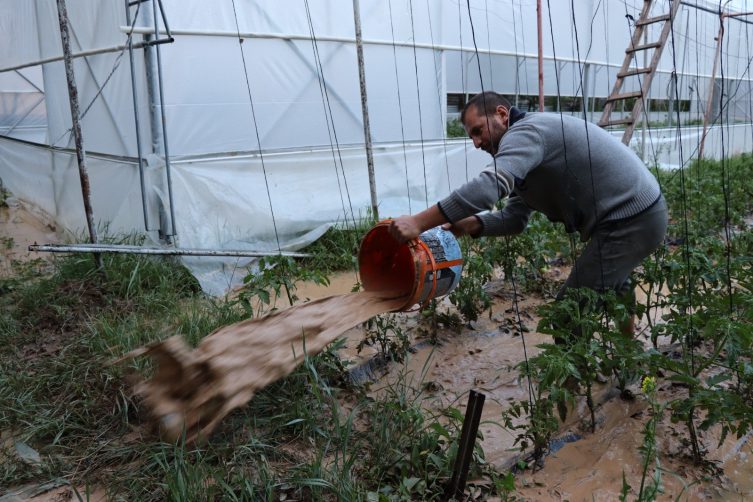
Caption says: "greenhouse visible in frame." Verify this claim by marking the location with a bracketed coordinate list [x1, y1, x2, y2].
[1, 0, 752, 500]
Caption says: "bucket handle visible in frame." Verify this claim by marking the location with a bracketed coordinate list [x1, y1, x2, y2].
[407, 238, 438, 311]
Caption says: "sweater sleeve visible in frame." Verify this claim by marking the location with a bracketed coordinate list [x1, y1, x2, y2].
[476, 195, 533, 236]
[437, 121, 545, 223]
[437, 163, 515, 222]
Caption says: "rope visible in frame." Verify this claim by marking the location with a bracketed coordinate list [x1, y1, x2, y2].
[458, 0, 470, 183]
[387, 0, 413, 214]
[52, 1, 143, 148]
[668, 0, 696, 374]
[408, 0, 431, 209]
[229, 0, 284, 264]
[464, 0, 536, 415]
[717, 8, 734, 313]
[423, 0, 453, 193]
[303, 0, 357, 228]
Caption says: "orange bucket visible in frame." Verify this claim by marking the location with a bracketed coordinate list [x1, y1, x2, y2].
[358, 220, 464, 311]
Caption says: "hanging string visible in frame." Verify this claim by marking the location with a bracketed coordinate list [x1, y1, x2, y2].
[568, 0, 607, 296]
[718, 10, 734, 313]
[516, 0, 531, 101]
[620, 2, 659, 166]
[423, 0, 453, 193]
[465, 0, 536, 415]
[408, 0, 431, 209]
[484, 0, 494, 89]
[543, 0, 583, 294]
[52, 1, 143, 148]
[668, 0, 696, 374]
[229, 1, 285, 271]
[387, 0, 413, 215]
[510, 0, 521, 106]
[302, 0, 356, 228]
[458, 0, 470, 183]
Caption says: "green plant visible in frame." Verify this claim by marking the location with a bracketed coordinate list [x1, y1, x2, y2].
[236, 255, 329, 316]
[358, 313, 412, 363]
[446, 118, 466, 138]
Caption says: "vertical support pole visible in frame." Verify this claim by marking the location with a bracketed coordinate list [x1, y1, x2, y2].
[125, 0, 150, 231]
[353, 0, 379, 221]
[444, 390, 486, 501]
[150, 0, 177, 240]
[536, 0, 544, 112]
[583, 63, 591, 121]
[55, 0, 102, 270]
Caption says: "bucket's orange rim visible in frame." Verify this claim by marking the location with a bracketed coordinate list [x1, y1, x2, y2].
[366, 219, 464, 311]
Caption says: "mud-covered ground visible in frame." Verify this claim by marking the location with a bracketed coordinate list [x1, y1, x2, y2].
[2, 206, 751, 501]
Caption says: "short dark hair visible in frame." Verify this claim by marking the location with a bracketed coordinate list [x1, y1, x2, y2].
[460, 92, 511, 124]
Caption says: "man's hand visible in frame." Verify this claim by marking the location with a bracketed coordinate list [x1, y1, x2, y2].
[441, 215, 482, 238]
[389, 215, 423, 243]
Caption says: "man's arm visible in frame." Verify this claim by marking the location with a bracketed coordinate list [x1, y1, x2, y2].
[477, 195, 532, 236]
[389, 204, 447, 243]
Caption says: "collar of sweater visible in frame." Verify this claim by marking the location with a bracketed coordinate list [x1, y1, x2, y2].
[508, 106, 526, 126]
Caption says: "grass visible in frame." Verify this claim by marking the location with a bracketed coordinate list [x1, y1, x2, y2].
[0, 237, 509, 500]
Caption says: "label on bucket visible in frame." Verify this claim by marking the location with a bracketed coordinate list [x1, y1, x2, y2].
[416, 227, 463, 305]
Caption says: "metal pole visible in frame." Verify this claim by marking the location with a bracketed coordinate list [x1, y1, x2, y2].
[55, 0, 102, 270]
[444, 390, 486, 501]
[583, 63, 591, 121]
[29, 243, 311, 258]
[352, 0, 379, 221]
[151, 0, 177, 240]
[537, 0, 544, 112]
[125, 0, 150, 231]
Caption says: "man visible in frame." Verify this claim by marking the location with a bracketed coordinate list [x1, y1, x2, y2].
[389, 91, 667, 336]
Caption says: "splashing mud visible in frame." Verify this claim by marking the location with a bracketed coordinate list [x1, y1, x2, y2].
[123, 291, 405, 443]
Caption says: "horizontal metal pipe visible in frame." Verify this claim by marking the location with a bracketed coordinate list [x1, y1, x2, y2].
[118, 25, 753, 81]
[0, 37, 173, 75]
[30, 243, 311, 258]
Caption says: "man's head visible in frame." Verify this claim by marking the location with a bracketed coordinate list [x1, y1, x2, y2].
[460, 92, 512, 156]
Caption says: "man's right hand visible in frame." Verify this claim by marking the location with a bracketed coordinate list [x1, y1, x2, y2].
[389, 215, 422, 243]
[441, 215, 482, 238]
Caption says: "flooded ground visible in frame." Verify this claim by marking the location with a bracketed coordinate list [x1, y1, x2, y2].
[2, 206, 750, 499]
[290, 270, 752, 500]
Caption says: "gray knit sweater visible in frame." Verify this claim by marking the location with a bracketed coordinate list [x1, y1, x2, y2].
[438, 112, 661, 241]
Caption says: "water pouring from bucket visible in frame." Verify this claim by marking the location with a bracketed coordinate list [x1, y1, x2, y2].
[358, 220, 464, 311]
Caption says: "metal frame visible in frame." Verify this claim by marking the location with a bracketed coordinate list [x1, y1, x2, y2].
[30, 243, 310, 258]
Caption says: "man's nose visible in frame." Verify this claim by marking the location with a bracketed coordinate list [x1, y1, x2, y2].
[472, 137, 482, 149]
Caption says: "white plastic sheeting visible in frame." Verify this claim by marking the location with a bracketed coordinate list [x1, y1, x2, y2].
[1, 0, 752, 293]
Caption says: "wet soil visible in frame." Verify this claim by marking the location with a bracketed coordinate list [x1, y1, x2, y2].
[0, 198, 58, 272]
[294, 271, 752, 500]
[2, 205, 750, 500]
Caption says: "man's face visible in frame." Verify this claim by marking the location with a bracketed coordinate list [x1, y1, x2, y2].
[463, 104, 509, 156]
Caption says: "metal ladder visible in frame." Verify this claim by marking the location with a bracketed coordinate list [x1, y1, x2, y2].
[598, 0, 682, 145]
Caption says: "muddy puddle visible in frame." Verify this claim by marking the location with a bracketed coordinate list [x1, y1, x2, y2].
[0, 198, 58, 271]
[289, 272, 752, 500]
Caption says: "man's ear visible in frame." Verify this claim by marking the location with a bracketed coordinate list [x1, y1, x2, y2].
[496, 104, 508, 118]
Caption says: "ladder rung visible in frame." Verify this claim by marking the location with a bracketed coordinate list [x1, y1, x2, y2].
[605, 91, 643, 103]
[626, 41, 662, 53]
[636, 14, 671, 26]
[618, 67, 652, 78]
[598, 118, 635, 127]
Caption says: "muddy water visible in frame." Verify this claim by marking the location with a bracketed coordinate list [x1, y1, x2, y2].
[363, 283, 752, 500]
[0, 200, 58, 271]
[126, 291, 405, 443]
